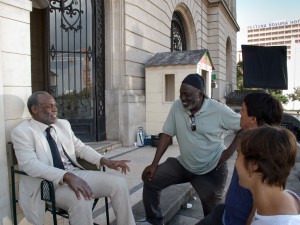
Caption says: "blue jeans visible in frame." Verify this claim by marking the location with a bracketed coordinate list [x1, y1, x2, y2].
[143, 157, 228, 225]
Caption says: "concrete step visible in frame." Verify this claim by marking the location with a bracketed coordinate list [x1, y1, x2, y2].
[132, 183, 196, 225]
[93, 183, 196, 225]
[89, 133, 300, 225]
[86, 140, 122, 154]
[92, 144, 183, 225]
[92, 132, 237, 225]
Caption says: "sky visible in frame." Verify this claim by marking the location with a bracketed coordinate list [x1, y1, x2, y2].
[236, 0, 300, 51]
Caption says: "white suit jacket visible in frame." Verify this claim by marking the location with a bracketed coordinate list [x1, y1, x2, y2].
[11, 119, 103, 225]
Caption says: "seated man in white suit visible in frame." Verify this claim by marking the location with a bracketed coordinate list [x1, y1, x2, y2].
[11, 91, 135, 225]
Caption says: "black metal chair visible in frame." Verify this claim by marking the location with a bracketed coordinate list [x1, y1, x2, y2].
[8, 143, 110, 225]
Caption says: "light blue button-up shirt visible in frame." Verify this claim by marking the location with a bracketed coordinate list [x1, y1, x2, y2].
[163, 98, 240, 174]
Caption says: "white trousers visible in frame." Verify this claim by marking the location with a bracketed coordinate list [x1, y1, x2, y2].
[54, 170, 135, 225]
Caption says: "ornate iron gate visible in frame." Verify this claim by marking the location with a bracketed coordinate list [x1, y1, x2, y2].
[48, 0, 105, 142]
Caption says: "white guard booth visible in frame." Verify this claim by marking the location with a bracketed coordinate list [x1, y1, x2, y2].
[145, 49, 215, 140]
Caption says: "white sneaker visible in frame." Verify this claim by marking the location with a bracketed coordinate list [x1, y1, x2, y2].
[135, 218, 164, 225]
[135, 218, 153, 225]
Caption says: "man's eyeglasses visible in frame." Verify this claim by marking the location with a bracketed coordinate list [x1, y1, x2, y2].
[189, 115, 196, 131]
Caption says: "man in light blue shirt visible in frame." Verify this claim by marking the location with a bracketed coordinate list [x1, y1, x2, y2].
[137, 73, 240, 225]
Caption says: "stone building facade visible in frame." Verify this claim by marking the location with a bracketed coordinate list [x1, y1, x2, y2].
[0, 0, 238, 223]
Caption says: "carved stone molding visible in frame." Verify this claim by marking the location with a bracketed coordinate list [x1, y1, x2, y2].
[31, 0, 49, 9]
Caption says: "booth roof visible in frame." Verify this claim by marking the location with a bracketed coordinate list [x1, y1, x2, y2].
[145, 49, 214, 69]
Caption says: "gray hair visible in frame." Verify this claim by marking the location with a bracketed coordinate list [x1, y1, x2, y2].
[27, 91, 50, 115]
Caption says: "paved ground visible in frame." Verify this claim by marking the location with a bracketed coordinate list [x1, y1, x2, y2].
[92, 131, 236, 225]
[93, 140, 182, 224]
[168, 132, 237, 225]
[40, 131, 300, 225]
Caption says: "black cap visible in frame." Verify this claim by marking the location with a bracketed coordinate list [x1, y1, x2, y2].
[182, 73, 205, 91]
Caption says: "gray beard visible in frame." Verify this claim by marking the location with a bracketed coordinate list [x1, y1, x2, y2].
[183, 102, 197, 111]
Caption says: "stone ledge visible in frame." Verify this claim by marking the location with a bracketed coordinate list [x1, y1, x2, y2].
[132, 183, 195, 224]
[86, 141, 122, 154]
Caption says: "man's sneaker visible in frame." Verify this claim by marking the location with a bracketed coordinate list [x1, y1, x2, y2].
[135, 218, 153, 225]
[135, 218, 165, 225]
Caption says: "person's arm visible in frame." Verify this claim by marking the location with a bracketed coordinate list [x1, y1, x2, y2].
[216, 129, 243, 169]
[141, 133, 172, 181]
[12, 124, 67, 185]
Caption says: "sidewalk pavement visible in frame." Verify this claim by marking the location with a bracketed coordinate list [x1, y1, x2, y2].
[92, 131, 237, 225]
[92, 131, 300, 225]
[50, 131, 300, 225]
[166, 142, 300, 225]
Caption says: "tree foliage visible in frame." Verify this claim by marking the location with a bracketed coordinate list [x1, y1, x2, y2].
[287, 87, 300, 101]
[266, 89, 289, 104]
[236, 61, 244, 90]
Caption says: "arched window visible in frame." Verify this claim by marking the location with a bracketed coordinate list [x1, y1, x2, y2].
[171, 12, 187, 52]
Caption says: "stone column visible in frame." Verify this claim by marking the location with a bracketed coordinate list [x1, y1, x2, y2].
[0, 0, 32, 224]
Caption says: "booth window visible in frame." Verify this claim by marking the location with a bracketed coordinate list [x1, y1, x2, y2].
[165, 74, 175, 102]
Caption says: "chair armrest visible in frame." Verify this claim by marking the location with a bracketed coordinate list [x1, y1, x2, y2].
[14, 169, 27, 176]
[76, 158, 99, 171]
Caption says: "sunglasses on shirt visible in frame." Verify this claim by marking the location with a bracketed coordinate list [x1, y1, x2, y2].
[189, 115, 196, 131]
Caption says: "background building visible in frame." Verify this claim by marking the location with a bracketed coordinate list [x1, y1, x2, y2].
[0, 0, 239, 223]
[284, 41, 300, 110]
[246, 19, 300, 110]
[247, 18, 300, 59]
